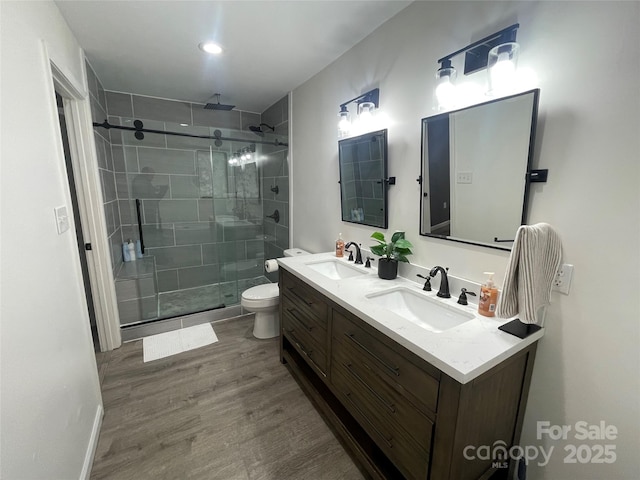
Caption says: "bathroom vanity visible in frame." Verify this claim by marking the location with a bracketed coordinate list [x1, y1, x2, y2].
[278, 253, 542, 480]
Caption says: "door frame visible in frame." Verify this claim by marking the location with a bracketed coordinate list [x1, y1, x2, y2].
[49, 52, 121, 351]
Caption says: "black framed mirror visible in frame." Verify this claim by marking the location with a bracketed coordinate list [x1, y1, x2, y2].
[339, 129, 388, 228]
[419, 89, 539, 250]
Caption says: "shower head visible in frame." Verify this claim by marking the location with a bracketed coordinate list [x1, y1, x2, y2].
[204, 93, 235, 111]
[248, 123, 276, 136]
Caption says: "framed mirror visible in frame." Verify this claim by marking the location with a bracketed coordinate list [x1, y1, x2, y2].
[339, 129, 388, 228]
[419, 89, 539, 250]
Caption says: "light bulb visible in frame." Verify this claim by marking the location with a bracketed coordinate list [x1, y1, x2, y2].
[488, 42, 519, 95]
[358, 102, 374, 121]
[199, 42, 223, 55]
[338, 107, 351, 138]
[435, 76, 456, 110]
[435, 64, 457, 110]
[338, 116, 351, 133]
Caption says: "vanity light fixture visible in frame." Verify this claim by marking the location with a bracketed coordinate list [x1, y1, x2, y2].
[337, 88, 379, 137]
[434, 24, 520, 109]
[338, 105, 351, 137]
[435, 59, 457, 110]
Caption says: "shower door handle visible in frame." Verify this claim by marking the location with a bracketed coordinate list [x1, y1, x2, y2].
[135, 199, 145, 254]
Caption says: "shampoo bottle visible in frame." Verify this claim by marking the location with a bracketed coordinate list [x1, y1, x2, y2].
[335, 233, 345, 257]
[122, 242, 131, 262]
[127, 239, 137, 262]
[478, 272, 498, 317]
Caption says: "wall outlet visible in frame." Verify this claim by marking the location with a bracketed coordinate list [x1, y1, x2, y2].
[552, 263, 574, 295]
[456, 172, 473, 184]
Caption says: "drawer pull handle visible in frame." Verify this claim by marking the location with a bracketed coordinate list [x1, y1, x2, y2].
[286, 308, 313, 332]
[345, 363, 396, 414]
[288, 332, 322, 372]
[287, 330, 317, 360]
[344, 333, 400, 377]
[345, 392, 393, 448]
[291, 333, 309, 356]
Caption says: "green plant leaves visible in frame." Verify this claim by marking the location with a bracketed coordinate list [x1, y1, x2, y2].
[370, 231, 386, 244]
[394, 238, 413, 249]
[369, 231, 413, 262]
[391, 231, 405, 243]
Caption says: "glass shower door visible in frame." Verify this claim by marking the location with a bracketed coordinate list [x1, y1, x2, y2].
[111, 116, 271, 327]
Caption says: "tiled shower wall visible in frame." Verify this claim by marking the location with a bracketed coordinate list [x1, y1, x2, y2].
[87, 63, 289, 322]
[86, 61, 122, 274]
[104, 91, 268, 299]
[261, 95, 290, 282]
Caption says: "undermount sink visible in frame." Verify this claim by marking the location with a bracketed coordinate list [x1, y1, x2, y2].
[306, 259, 368, 280]
[366, 287, 474, 333]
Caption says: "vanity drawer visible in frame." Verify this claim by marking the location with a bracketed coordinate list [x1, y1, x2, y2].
[281, 271, 328, 324]
[332, 365, 430, 480]
[332, 309, 440, 415]
[332, 342, 434, 450]
[282, 308, 327, 375]
[281, 294, 327, 339]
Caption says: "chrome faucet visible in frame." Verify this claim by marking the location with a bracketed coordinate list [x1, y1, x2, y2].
[345, 242, 363, 264]
[429, 266, 450, 298]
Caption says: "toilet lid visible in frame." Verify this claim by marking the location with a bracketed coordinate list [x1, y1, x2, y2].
[242, 283, 279, 301]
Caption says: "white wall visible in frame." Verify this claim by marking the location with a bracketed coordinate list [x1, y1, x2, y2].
[292, 1, 639, 478]
[0, 1, 103, 478]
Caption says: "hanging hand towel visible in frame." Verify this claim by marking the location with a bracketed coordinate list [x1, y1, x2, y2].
[496, 223, 563, 324]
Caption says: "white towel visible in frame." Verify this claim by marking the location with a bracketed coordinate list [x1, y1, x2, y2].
[496, 223, 563, 324]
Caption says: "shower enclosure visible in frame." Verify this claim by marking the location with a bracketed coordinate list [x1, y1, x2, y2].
[108, 116, 287, 327]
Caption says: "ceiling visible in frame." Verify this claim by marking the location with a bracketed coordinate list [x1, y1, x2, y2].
[56, 1, 412, 113]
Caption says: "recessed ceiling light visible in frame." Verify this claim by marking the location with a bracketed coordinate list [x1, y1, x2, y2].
[199, 42, 223, 55]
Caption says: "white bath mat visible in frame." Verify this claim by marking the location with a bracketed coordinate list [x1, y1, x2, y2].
[143, 323, 218, 362]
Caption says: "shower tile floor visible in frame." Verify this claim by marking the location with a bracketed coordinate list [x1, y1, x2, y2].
[157, 276, 271, 319]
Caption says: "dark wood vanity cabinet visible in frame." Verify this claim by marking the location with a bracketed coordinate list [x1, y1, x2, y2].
[279, 269, 537, 480]
[280, 269, 329, 376]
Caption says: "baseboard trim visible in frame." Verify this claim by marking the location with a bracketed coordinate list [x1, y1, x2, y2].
[80, 404, 103, 480]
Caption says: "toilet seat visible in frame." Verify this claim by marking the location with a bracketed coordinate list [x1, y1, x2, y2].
[241, 283, 279, 308]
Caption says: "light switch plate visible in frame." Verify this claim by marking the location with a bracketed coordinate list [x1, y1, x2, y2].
[54, 205, 70, 234]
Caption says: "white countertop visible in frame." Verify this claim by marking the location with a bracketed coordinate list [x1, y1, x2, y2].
[278, 252, 544, 384]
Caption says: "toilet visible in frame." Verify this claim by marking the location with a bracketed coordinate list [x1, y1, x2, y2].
[241, 248, 309, 339]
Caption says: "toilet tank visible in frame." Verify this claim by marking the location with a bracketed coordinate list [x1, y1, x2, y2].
[284, 248, 310, 257]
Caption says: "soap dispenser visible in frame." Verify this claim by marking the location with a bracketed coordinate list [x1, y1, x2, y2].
[335, 233, 344, 257]
[478, 272, 498, 317]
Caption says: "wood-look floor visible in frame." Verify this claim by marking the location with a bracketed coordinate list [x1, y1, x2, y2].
[91, 317, 365, 480]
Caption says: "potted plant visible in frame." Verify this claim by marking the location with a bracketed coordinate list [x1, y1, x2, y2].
[370, 231, 413, 280]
